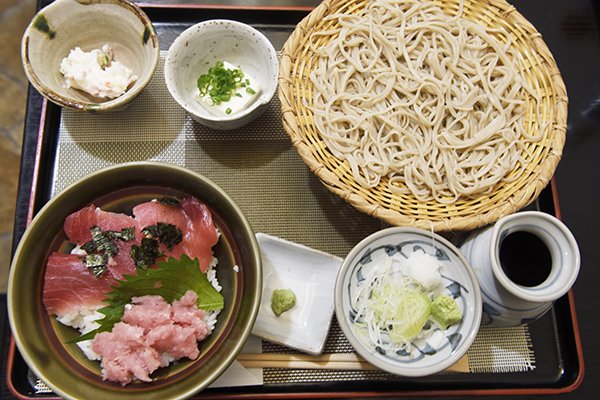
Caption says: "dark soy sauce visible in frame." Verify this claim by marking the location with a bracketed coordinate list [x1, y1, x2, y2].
[499, 231, 552, 287]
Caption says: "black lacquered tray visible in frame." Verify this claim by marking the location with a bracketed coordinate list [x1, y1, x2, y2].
[3, 2, 583, 399]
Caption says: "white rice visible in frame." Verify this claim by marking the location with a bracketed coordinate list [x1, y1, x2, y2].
[57, 308, 103, 360]
[70, 245, 87, 256]
[205, 256, 221, 332]
[206, 256, 221, 292]
[205, 309, 219, 333]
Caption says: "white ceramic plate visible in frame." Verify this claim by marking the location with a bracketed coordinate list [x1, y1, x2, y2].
[252, 233, 342, 355]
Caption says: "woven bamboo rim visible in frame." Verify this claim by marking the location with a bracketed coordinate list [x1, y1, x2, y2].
[278, 0, 567, 232]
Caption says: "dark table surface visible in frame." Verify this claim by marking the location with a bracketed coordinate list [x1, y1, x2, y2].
[3, 0, 600, 399]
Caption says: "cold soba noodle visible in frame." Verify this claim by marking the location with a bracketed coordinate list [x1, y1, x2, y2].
[310, 0, 544, 203]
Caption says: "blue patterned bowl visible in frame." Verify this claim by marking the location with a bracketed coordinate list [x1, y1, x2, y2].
[334, 227, 482, 377]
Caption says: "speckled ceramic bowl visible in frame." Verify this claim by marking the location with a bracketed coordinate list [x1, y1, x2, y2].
[7, 162, 261, 400]
[21, 0, 159, 112]
[164, 19, 279, 130]
[335, 227, 482, 377]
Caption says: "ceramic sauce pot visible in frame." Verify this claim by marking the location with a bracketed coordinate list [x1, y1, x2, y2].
[460, 211, 580, 326]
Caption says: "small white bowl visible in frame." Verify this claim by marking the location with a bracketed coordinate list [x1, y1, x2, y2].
[252, 233, 342, 355]
[21, 0, 159, 112]
[335, 227, 482, 377]
[164, 19, 279, 130]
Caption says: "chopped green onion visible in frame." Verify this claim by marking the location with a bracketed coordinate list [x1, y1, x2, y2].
[101, 54, 110, 69]
[226, 107, 232, 114]
[197, 61, 247, 105]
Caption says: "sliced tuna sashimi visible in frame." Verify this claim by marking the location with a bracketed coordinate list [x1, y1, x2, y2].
[132, 201, 189, 233]
[109, 241, 138, 280]
[44, 196, 219, 320]
[133, 198, 218, 272]
[62, 204, 141, 283]
[179, 197, 219, 272]
[132, 200, 189, 266]
[64, 204, 140, 245]
[43, 253, 113, 316]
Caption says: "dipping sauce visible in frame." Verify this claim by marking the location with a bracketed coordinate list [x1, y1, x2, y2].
[499, 231, 552, 287]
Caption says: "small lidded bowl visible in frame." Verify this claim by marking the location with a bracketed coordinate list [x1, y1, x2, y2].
[21, 0, 159, 112]
[335, 227, 482, 377]
[164, 19, 279, 130]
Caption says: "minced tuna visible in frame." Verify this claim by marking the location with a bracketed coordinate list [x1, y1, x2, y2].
[91, 290, 210, 384]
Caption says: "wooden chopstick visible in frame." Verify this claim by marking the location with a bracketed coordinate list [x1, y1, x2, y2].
[237, 353, 376, 370]
[238, 359, 377, 370]
[237, 353, 366, 363]
[236, 352, 469, 372]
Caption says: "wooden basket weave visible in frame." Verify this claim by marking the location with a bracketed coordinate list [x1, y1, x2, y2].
[278, 0, 567, 231]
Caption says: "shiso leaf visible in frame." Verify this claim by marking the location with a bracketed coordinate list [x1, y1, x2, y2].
[71, 254, 223, 343]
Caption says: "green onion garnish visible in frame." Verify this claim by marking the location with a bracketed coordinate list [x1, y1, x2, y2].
[197, 61, 247, 106]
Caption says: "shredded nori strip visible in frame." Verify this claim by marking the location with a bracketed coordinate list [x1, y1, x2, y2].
[80, 226, 136, 278]
[110, 226, 135, 241]
[142, 222, 183, 250]
[77, 217, 184, 274]
[83, 253, 108, 278]
[80, 240, 97, 254]
[81, 226, 135, 256]
[158, 197, 180, 206]
[94, 227, 119, 257]
[130, 238, 163, 270]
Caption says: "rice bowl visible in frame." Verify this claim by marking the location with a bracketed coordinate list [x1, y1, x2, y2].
[8, 162, 261, 399]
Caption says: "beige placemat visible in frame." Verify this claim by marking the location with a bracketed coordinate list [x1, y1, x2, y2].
[44, 53, 536, 389]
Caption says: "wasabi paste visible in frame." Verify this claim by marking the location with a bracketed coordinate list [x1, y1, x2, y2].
[271, 289, 296, 316]
[431, 294, 462, 329]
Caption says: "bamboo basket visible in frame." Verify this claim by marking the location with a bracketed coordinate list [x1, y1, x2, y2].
[278, 0, 567, 231]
